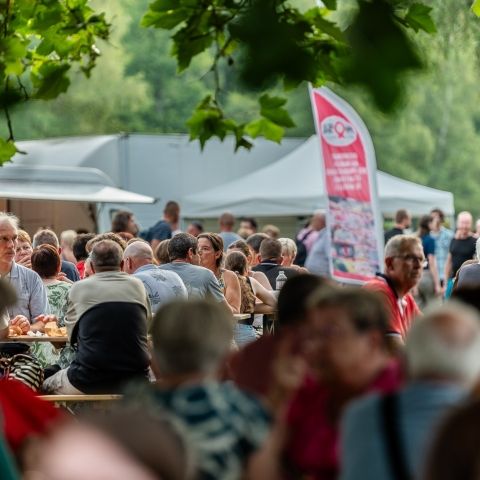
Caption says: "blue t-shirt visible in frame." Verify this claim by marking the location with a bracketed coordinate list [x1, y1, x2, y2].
[340, 382, 465, 480]
[61, 260, 80, 282]
[421, 234, 435, 269]
[140, 220, 172, 242]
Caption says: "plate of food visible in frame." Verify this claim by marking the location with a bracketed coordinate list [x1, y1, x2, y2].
[44, 322, 67, 338]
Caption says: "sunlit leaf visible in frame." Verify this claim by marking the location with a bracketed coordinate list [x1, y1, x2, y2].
[404, 3, 436, 33]
[472, 0, 480, 16]
[0, 139, 17, 165]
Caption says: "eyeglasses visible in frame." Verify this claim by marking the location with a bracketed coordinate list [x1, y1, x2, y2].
[394, 254, 428, 268]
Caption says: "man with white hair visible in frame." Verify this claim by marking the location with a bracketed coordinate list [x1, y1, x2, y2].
[123, 241, 187, 313]
[0, 212, 49, 332]
[340, 302, 480, 480]
[364, 235, 423, 353]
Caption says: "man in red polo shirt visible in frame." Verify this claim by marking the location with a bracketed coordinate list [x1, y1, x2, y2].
[364, 234, 423, 354]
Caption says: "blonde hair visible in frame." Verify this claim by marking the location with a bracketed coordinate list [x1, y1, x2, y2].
[17, 229, 31, 245]
[279, 237, 297, 258]
[60, 230, 77, 249]
[262, 224, 280, 239]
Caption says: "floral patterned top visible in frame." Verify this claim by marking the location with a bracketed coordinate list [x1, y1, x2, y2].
[31, 281, 72, 368]
[45, 282, 71, 327]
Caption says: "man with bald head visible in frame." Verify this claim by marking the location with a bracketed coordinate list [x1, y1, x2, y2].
[444, 211, 476, 295]
[341, 301, 480, 480]
[44, 240, 151, 394]
[123, 241, 187, 313]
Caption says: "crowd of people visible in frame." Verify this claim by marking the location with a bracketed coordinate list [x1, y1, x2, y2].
[1, 202, 480, 479]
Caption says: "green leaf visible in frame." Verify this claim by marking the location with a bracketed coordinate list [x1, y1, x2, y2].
[141, 9, 189, 29]
[404, 3, 436, 33]
[322, 0, 337, 10]
[259, 94, 286, 110]
[343, 0, 423, 112]
[0, 139, 17, 165]
[148, 0, 182, 12]
[245, 118, 285, 143]
[259, 94, 296, 128]
[472, 0, 480, 16]
[30, 6, 64, 30]
[33, 63, 71, 100]
[234, 137, 253, 152]
[304, 8, 345, 42]
[172, 27, 213, 71]
[1, 38, 27, 76]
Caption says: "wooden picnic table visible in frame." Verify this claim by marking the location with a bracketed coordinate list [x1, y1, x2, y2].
[2, 335, 68, 343]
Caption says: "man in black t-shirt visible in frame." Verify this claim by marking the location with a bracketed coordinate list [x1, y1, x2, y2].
[384, 209, 412, 244]
[252, 238, 298, 289]
[444, 212, 476, 293]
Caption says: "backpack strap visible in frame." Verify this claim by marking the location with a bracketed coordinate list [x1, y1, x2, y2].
[380, 393, 411, 480]
[299, 229, 315, 243]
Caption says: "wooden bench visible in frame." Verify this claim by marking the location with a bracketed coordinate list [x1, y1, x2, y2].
[40, 394, 122, 403]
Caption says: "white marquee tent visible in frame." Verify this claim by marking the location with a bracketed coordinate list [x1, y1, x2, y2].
[182, 136, 455, 218]
[2, 134, 454, 232]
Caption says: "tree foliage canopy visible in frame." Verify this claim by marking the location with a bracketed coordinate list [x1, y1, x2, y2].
[1, 0, 437, 161]
[0, 0, 110, 163]
[141, 0, 436, 150]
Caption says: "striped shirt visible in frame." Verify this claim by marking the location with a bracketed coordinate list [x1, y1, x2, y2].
[430, 227, 454, 281]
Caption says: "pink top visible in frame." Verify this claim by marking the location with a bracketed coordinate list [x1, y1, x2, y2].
[297, 228, 320, 253]
[285, 361, 403, 480]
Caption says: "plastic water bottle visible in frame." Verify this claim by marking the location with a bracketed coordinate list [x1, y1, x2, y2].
[276, 270, 287, 291]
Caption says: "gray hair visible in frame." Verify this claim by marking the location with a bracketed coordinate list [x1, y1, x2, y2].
[406, 302, 480, 385]
[151, 300, 233, 376]
[475, 237, 480, 261]
[90, 240, 123, 269]
[124, 241, 153, 262]
[32, 229, 59, 249]
[279, 237, 297, 258]
[0, 212, 19, 230]
[384, 234, 422, 258]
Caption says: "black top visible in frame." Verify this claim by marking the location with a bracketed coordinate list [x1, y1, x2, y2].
[449, 236, 476, 278]
[68, 301, 150, 393]
[384, 227, 404, 244]
[61, 260, 80, 282]
[252, 262, 298, 290]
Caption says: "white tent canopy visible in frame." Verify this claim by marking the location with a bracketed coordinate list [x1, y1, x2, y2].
[0, 165, 155, 204]
[183, 136, 454, 218]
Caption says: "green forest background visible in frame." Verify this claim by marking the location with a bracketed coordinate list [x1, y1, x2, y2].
[8, 0, 480, 215]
